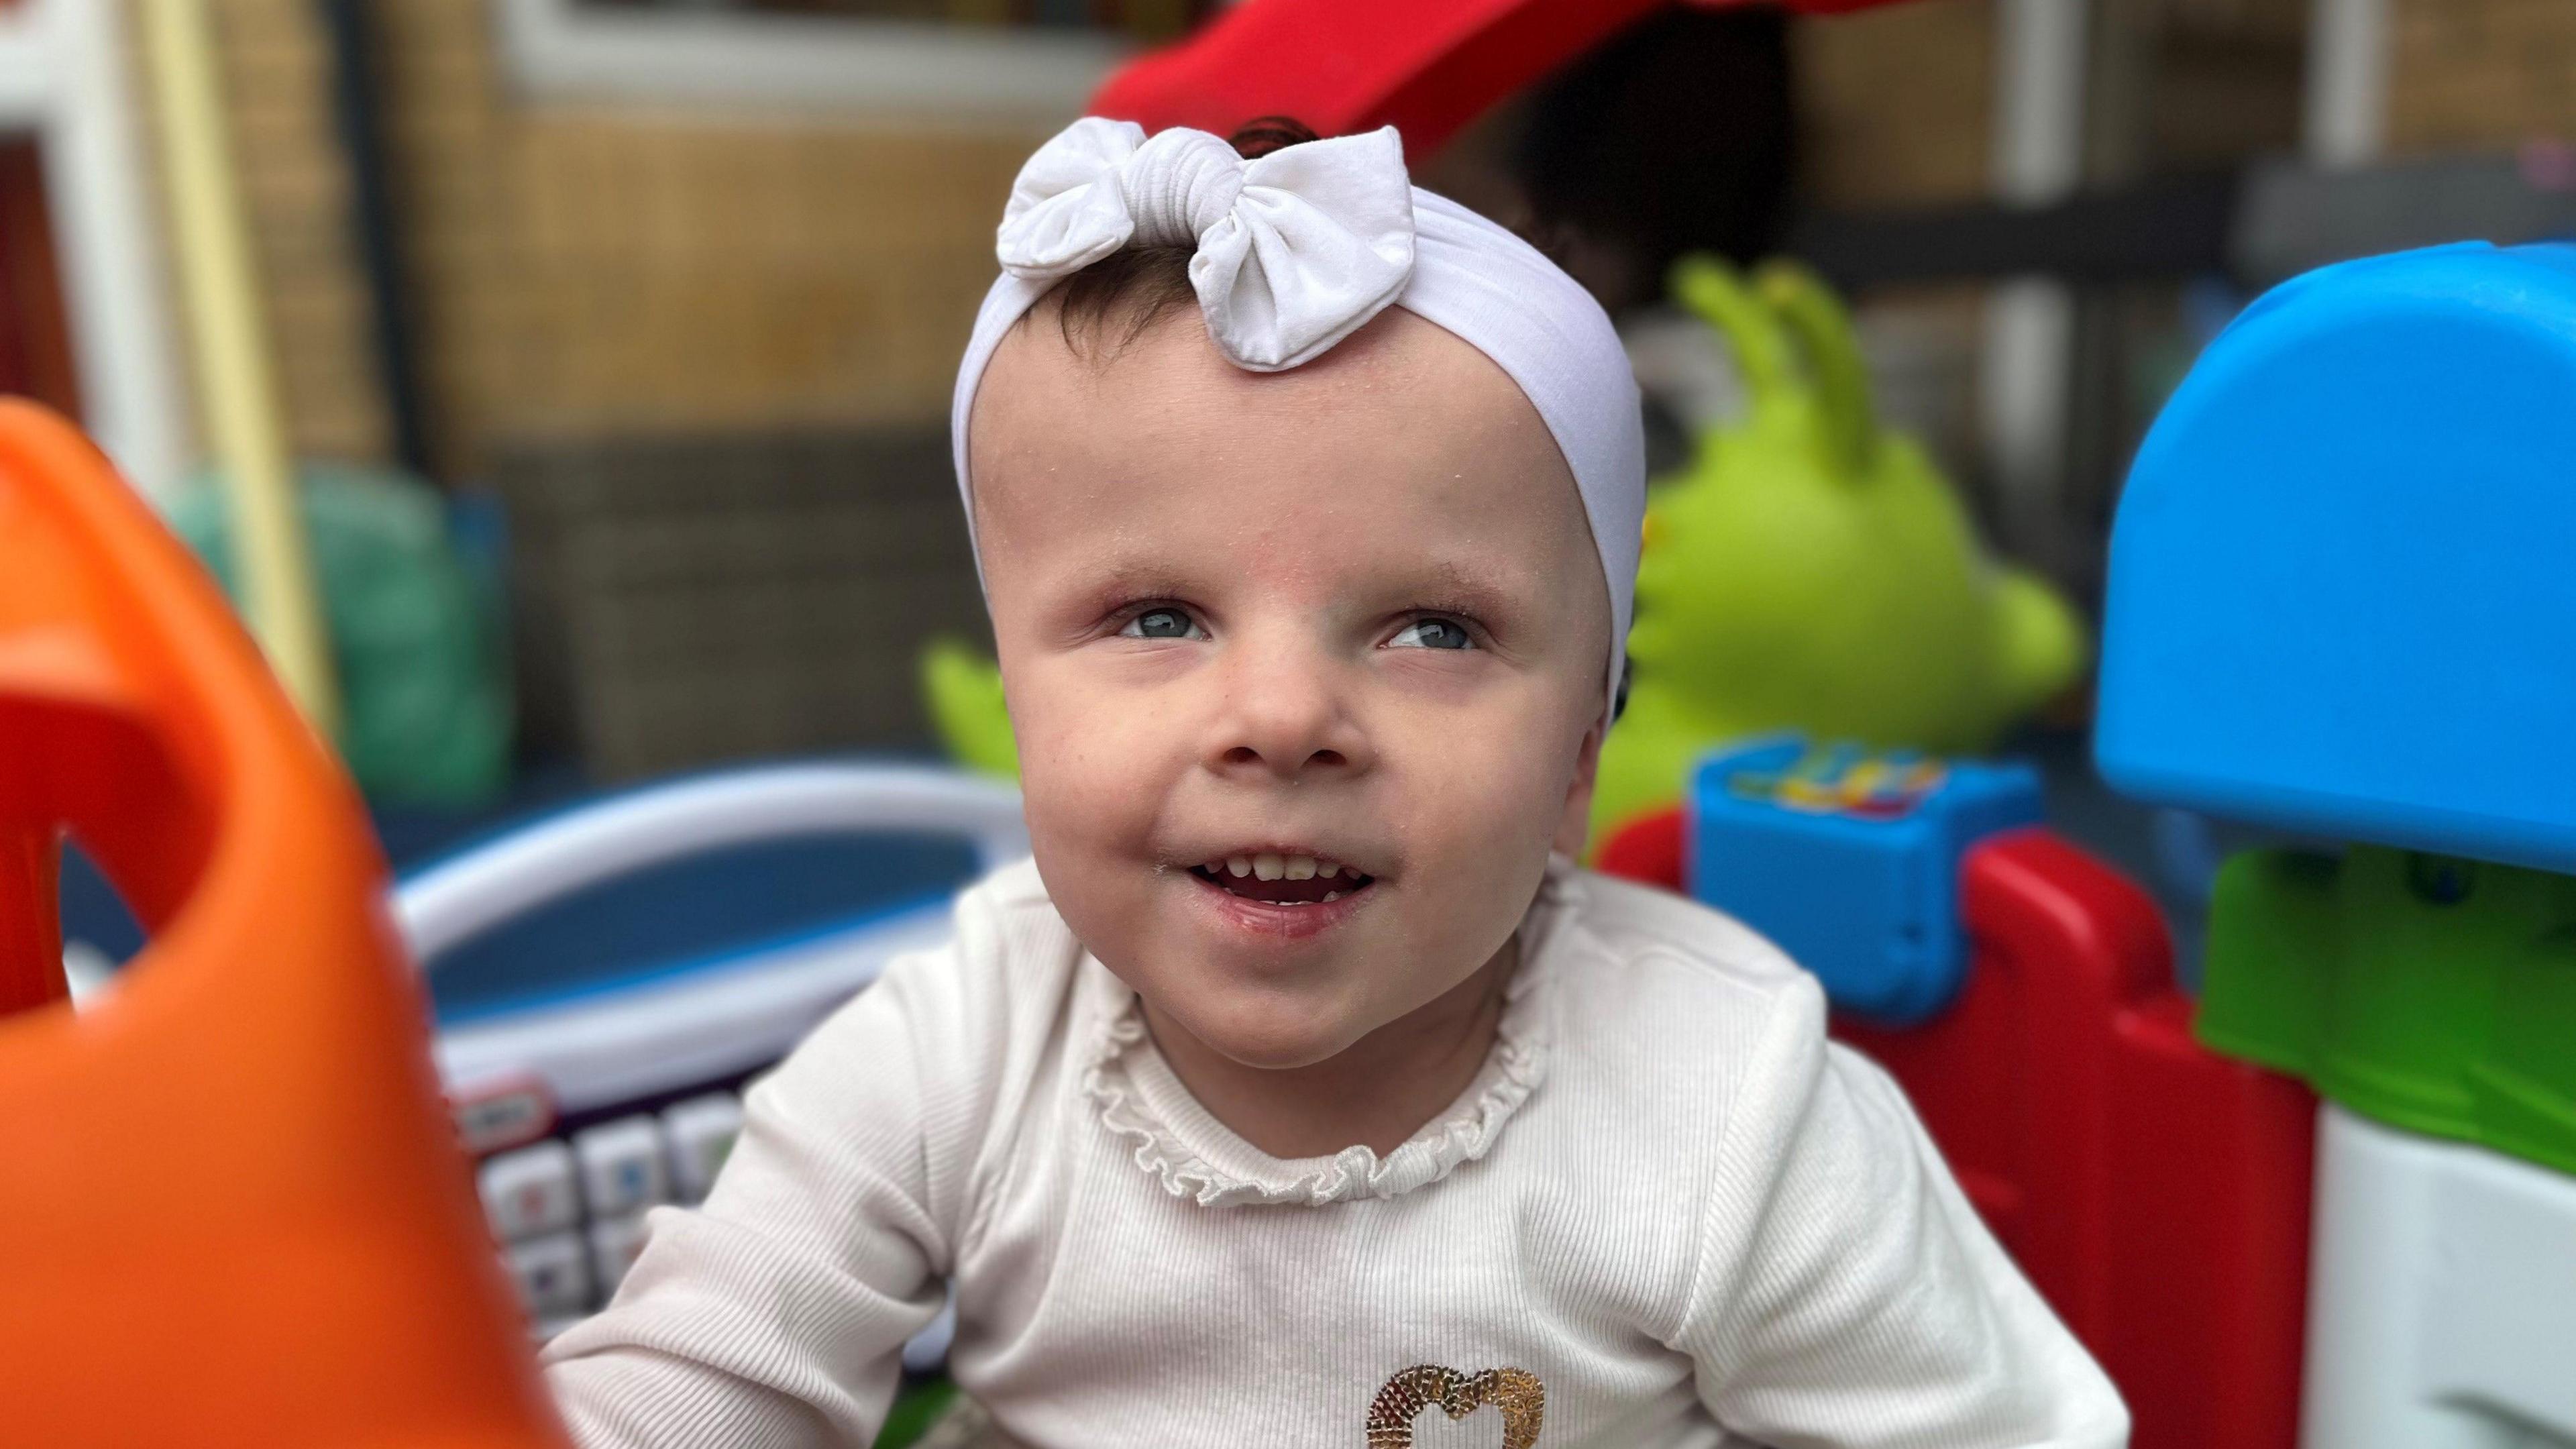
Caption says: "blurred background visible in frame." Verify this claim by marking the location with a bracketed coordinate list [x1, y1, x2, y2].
[7, 0, 2575, 916]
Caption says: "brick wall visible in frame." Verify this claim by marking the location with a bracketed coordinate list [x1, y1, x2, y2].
[370, 0, 1051, 478]
[1793, 0, 1996, 208]
[183, 0, 2029, 476]
[178, 0, 1059, 480]
[2387, 0, 2576, 153]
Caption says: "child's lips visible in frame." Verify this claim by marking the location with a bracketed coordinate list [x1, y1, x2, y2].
[1187, 862, 1372, 906]
[1184, 865, 1375, 941]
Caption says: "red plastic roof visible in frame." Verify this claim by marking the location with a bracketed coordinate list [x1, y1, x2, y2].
[1093, 0, 1915, 162]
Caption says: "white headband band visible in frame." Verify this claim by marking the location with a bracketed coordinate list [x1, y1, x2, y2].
[951, 117, 1644, 722]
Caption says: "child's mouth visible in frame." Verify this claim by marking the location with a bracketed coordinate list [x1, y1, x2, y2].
[1187, 853, 1376, 907]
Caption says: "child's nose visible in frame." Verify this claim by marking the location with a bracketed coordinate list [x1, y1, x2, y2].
[1205, 647, 1373, 780]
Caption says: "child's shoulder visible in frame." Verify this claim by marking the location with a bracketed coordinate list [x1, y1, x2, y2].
[788, 854, 1082, 1073]
[1559, 863, 1821, 1014]
[1527, 868, 1866, 1220]
[1545, 863, 1837, 1096]
[910, 852, 1087, 1007]
[927, 853, 1082, 977]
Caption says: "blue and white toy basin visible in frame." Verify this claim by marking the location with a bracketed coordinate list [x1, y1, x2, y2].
[399, 759, 1025, 1349]
[2097, 242, 2576, 873]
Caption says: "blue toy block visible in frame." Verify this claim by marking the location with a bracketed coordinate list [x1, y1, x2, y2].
[1686, 736, 2043, 1024]
[2097, 241, 2576, 873]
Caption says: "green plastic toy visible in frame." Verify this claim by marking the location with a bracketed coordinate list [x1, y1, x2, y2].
[1588, 257, 2084, 845]
[2198, 845, 2576, 1177]
[174, 462, 513, 808]
[918, 258, 2087, 854]
[920, 636, 1018, 780]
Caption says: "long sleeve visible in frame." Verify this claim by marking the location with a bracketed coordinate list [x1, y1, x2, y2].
[1674, 979, 2131, 1448]
[539, 927, 1004, 1449]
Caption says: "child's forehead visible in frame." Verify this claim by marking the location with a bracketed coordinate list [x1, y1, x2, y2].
[965, 303, 1605, 634]
[971, 309, 1576, 531]
[980, 305, 1554, 454]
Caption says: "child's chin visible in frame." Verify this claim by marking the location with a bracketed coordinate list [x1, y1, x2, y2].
[1186, 1000, 1368, 1072]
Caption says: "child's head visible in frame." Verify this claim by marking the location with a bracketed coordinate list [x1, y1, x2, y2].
[954, 119, 1642, 1072]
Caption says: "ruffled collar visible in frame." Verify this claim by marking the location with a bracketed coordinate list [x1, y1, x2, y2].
[1078, 853, 1586, 1208]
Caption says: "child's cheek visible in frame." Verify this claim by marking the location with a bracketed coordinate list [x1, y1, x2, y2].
[1397, 695, 1572, 837]
[1016, 691, 1171, 847]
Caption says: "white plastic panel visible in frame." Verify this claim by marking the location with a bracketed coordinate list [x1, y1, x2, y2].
[2302, 1106, 2576, 1449]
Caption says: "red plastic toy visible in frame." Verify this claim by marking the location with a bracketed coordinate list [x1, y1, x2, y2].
[1093, 0, 1905, 159]
[1597, 806, 2316, 1449]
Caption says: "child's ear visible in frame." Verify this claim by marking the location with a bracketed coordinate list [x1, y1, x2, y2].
[1551, 715, 1607, 859]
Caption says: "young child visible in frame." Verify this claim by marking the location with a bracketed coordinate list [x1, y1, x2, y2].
[541, 117, 2129, 1448]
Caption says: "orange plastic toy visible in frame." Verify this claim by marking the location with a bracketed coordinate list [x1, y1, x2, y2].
[0, 401, 567, 1447]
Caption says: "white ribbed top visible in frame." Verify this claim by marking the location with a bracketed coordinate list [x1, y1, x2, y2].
[542, 855, 2130, 1448]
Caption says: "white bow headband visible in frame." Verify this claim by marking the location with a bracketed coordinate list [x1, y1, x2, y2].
[953, 117, 1645, 722]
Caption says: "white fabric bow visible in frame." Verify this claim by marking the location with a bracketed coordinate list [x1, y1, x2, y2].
[994, 118, 1417, 372]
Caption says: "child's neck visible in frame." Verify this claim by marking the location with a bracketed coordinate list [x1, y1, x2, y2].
[1139, 934, 1519, 1161]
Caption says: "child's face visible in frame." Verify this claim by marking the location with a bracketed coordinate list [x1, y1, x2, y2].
[967, 305, 1610, 1071]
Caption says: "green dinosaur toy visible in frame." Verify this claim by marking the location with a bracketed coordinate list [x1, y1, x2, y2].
[1587, 256, 2086, 846]
[918, 258, 2087, 851]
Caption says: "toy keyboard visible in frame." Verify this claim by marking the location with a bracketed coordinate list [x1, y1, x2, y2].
[397, 762, 1028, 1344]
[470, 1077, 752, 1338]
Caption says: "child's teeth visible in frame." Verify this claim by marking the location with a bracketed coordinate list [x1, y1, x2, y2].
[1319, 862, 1340, 878]
[1226, 856, 1252, 878]
[1252, 852, 1284, 881]
[1284, 855, 1316, 880]
[1322, 891, 1340, 902]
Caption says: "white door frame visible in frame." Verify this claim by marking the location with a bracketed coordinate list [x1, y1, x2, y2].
[489, 0, 1122, 125]
[0, 0, 189, 503]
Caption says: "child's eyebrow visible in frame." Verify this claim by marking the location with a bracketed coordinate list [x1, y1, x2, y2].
[1395, 560, 1527, 619]
[1058, 555, 1529, 621]
[1049, 558, 1203, 626]
[1072, 559, 1197, 601]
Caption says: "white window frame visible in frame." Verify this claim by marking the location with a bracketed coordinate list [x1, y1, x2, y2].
[0, 0, 189, 503]
[490, 0, 1135, 123]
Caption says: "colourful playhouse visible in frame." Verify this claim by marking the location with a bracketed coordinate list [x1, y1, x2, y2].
[1599, 241, 2576, 1449]
[2095, 241, 2576, 1449]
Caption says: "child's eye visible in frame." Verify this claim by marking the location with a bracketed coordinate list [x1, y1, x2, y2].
[1120, 606, 1204, 641]
[1389, 616, 1475, 651]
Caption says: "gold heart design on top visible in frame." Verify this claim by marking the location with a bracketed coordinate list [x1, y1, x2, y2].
[1366, 1364, 1546, 1449]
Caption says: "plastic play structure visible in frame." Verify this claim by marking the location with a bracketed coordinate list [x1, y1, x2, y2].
[0, 400, 1010, 1440]
[0, 400, 567, 1446]
[2097, 241, 2576, 1449]
[1596, 241, 2576, 1449]
[1091, 0, 1892, 162]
